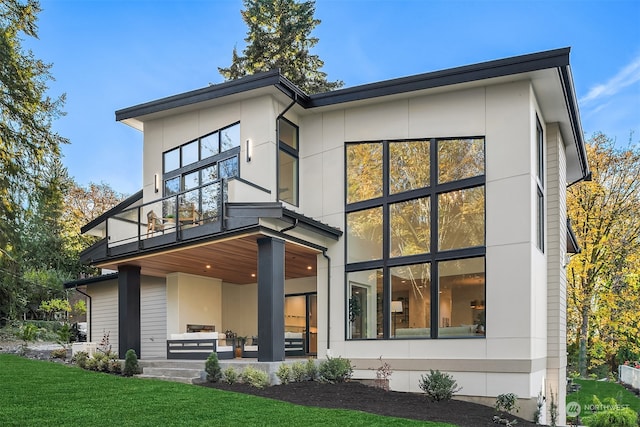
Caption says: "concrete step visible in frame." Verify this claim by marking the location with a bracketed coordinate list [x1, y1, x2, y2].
[136, 374, 196, 384]
[143, 367, 203, 378]
[136, 364, 205, 384]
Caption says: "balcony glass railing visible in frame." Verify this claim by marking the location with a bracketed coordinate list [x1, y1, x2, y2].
[106, 180, 226, 248]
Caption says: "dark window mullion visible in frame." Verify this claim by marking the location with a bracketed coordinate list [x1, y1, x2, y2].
[382, 141, 391, 338]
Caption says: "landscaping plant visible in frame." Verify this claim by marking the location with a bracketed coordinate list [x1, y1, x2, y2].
[205, 352, 222, 382]
[318, 356, 353, 384]
[305, 358, 318, 381]
[291, 361, 307, 382]
[19, 323, 39, 354]
[589, 406, 638, 427]
[375, 356, 393, 391]
[418, 370, 462, 401]
[276, 364, 292, 384]
[123, 349, 139, 377]
[222, 366, 239, 384]
[241, 366, 270, 388]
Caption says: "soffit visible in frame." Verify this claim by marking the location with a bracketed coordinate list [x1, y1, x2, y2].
[94, 233, 319, 285]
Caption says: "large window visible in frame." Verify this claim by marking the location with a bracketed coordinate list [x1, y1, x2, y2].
[162, 123, 240, 220]
[278, 118, 299, 206]
[346, 137, 486, 340]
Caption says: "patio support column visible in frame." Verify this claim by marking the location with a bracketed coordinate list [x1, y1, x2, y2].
[118, 265, 141, 359]
[257, 237, 285, 362]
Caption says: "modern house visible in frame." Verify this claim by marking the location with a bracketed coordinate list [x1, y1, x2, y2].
[65, 47, 589, 424]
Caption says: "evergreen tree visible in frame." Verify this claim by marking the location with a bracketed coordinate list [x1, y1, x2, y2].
[219, 0, 343, 94]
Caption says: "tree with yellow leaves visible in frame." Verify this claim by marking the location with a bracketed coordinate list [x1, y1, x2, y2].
[566, 132, 640, 376]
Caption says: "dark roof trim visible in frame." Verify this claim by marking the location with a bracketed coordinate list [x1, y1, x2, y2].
[559, 66, 591, 183]
[64, 273, 119, 289]
[282, 208, 343, 240]
[81, 190, 143, 234]
[567, 218, 581, 254]
[115, 70, 309, 122]
[308, 47, 571, 107]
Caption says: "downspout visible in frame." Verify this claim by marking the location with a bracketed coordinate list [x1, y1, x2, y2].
[72, 286, 92, 343]
[277, 97, 297, 121]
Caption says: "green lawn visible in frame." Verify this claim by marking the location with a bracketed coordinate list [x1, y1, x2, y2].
[566, 378, 640, 425]
[0, 354, 454, 426]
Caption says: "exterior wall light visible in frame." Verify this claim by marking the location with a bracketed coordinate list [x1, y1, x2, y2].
[246, 139, 252, 162]
[154, 173, 159, 193]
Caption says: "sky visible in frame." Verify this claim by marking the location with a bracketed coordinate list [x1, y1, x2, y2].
[22, 0, 640, 196]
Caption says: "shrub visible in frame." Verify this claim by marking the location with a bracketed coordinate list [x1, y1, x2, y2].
[241, 366, 270, 388]
[375, 356, 392, 391]
[495, 393, 519, 415]
[276, 364, 292, 384]
[19, 323, 39, 354]
[291, 361, 307, 382]
[109, 359, 122, 374]
[123, 349, 139, 377]
[305, 359, 318, 381]
[418, 370, 462, 401]
[589, 407, 638, 427]
[85, 357, 98, 371]
[205, 352, 222, 383]
[71, 351, 89, 369]
[223, 367, 239, 384]
[56, 324, 72, 349]
[50, 348, 67, 360]
[318, 356, 353, 384]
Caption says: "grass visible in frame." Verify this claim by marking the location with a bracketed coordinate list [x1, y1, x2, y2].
[566, 378, 640, 425]
[0, 354, 455, 427]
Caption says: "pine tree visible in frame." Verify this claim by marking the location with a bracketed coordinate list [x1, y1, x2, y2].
[219, 0, 343, 94]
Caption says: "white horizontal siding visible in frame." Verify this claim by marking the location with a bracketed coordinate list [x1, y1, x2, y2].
[87, 281, 118, 354]
[141, 277, 167, 359]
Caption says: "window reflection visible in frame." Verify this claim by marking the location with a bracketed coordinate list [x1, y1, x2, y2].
[278, 150, 297, 205]
[390, 140, 430, 194]
[438, 138, 484, 183]
[200, 132, 219, 158]
[164, 148, 179, 173]
[221, 123, 240, 152]
[346, 143, 383, 204]
[347, 207, 383, 263]
[389, 197, 430, 257]
[438, 187, 484, 251]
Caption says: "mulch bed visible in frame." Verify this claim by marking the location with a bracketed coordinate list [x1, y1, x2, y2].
[199, 381, 539, 427]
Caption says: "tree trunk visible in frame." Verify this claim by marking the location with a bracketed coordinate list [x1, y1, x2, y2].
[578, 305, 589, 377]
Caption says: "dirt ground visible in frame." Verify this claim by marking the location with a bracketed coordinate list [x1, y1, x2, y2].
[200, 381, 539, 427]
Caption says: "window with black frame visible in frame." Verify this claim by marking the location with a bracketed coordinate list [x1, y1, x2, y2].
[278, 117, 299, 206]
[345, 137, 486, 340]
[162, 123, 240, 223]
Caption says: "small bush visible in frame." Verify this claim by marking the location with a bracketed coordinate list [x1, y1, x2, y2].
[71, 351, 89, 369]
[495, 393, 519, 415]
[418, 369, 462, 401]
[291, 361, 307, 382]
[305, 359, 318, 381]
[276, 364, 292, 385]
[50, 348, 67, 360]
[85, 357, 98, 371]
[123, 349, 139, 376]
[241, 366, 270, 388]
[589, 407, 638, 427]
[109, 359, 122, 374]
[205, 352, 222, 383]
[223, 367, 239, 384]
[318, 356, 353, 384]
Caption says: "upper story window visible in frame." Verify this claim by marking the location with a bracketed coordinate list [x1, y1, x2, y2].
[345, 137, 486, 340]
[536, 117, 545, 252]
[278, 118, 299, 206]
[163, 123, 240, 174]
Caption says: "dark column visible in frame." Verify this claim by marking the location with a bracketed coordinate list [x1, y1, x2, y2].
[257, 237, 285, 362]
[118, 265, 141, 359]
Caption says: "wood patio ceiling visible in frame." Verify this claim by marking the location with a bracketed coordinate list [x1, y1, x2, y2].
[97, 234, 319, 284]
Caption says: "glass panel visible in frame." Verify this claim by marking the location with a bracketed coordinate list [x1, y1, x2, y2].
[536, 119, 544, 183]
[347, 269, 383, 339]
[163, 148, 179, 173]
[309, 294, 317, 354]
[389, 197, 430, 257]
[201, 132, 219, 159]
[183, 170, 199, 191]
[220, 123, 240, 152]
[391, 263, 431, 338]
[284, 295, 306, 333]
[201, 181, 221, 223]
[537, 188, 544, 251]
[346, 143, 383, 204]
[181, 140, 198, 166]
[278, 150, 298, 205]
[390, 140, 430, 194]
[438, 186, 485, 251]
[164, 177, 180, 196]
[201, 165, 218, 185]
[278, 119, 298, 149]
[219, 156, 238, 179]
[438, 257, 485, 337]
[347, 207, 383, 263]
[438, 138, 484, 183]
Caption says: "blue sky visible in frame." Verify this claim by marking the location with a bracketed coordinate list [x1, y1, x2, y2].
[24, 0, 640, 195]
